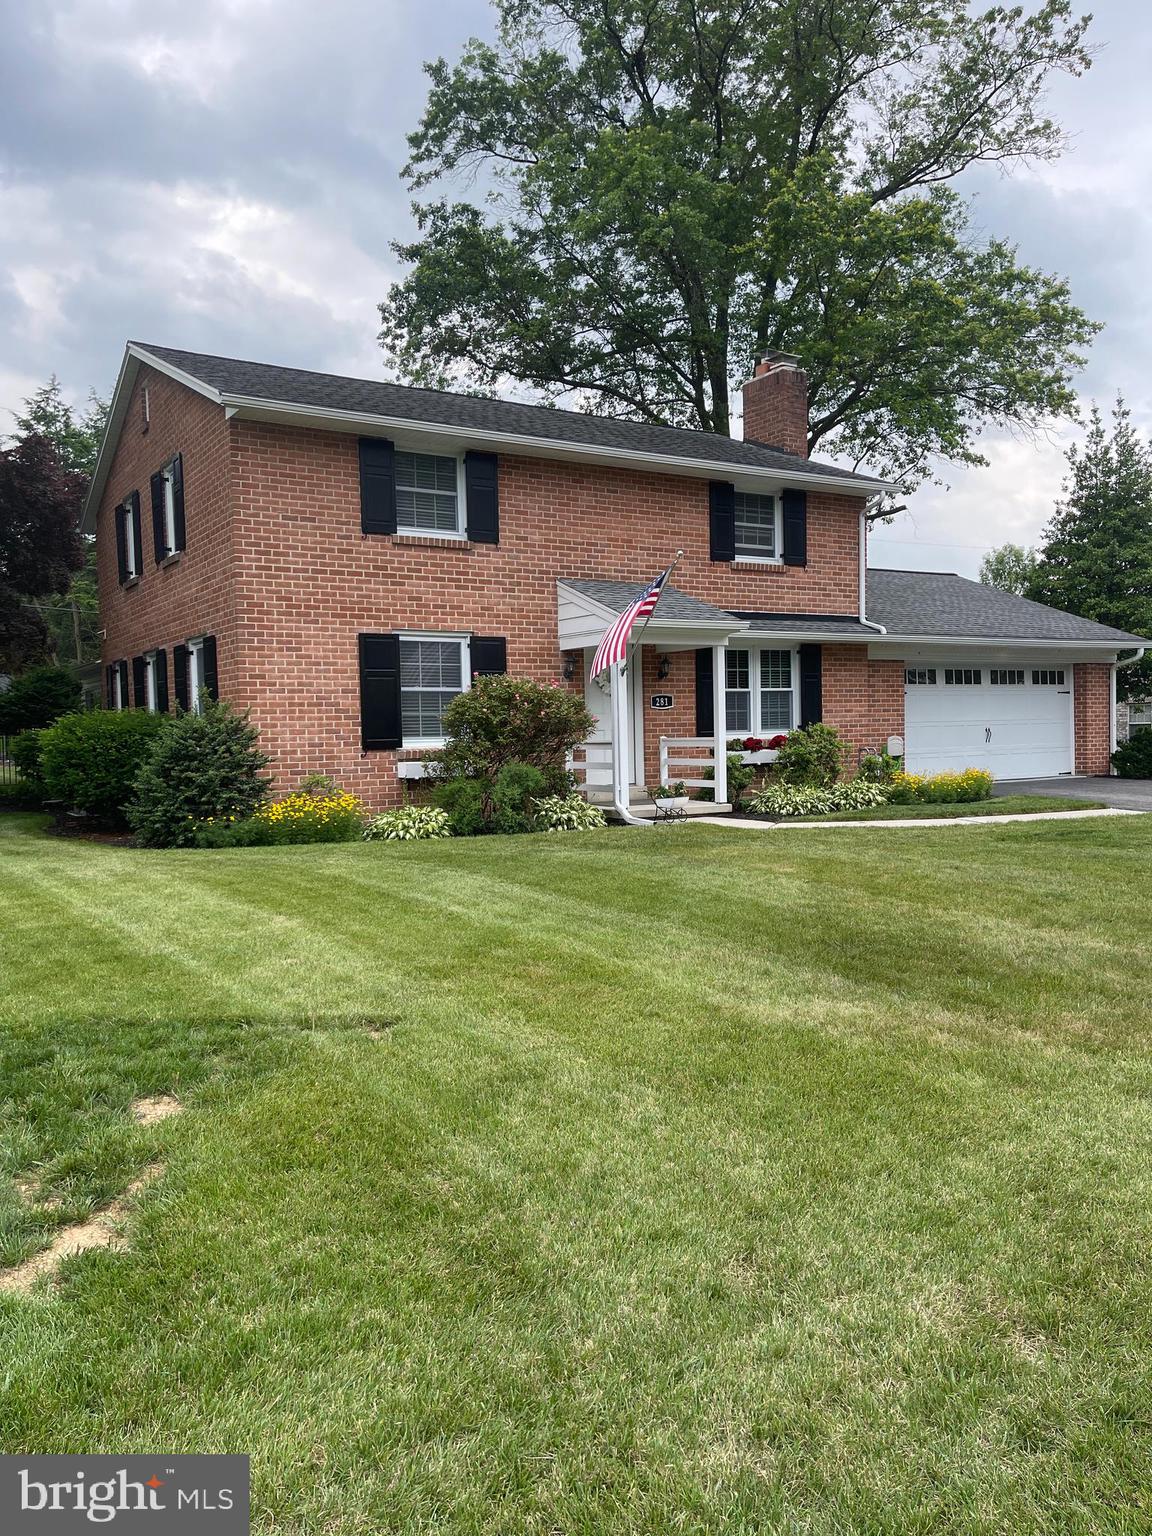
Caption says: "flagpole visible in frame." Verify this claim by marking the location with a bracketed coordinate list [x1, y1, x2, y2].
[620, 549, 684, 677]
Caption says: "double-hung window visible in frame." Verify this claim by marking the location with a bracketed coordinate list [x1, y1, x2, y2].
[121, 498, 139, 581]
[187, 638, 205, 714]
[725, 647, 795, 734]
[161, 458, 182, 554]
[733, 492, 779, 561]
[395, 452, 463, 536]
[399, 635, 469, 743]
[144, 651, 158, 712]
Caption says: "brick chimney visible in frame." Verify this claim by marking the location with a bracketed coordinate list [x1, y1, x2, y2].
[741, 351, 809, 458]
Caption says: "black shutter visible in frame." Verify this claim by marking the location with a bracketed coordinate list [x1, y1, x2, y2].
[359, 633, 402, 750]
[105, 663, 116, 708]
[151, 472, 166, 561]
[132, 655, 146, 709]
[174, 645, 189, 711]
[201, 635, 219, 701]
[799, 643, 822, 726]
[470, 635, 507, 676]
[358, 437, 396, 534]
[115, 502, 128, 584]
[695, 647, 715, 736]
[709, 481, 735, 562]
[154, 649, 169, 713]
[129, 491, 143, 577]
[118, 660, 129, 708]
[782, 489, 808, 567]
[464, 452, 499, 543]
[171, 454, 186, 551]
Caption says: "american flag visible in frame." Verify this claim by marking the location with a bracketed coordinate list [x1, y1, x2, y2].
[590, 564, 674, 680]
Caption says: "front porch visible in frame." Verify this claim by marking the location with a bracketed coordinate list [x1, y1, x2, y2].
[558, 579, 750, 824]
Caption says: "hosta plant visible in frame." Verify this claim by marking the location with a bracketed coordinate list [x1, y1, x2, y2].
[363, 806, 452, 841]
[533, 794, 608, 832]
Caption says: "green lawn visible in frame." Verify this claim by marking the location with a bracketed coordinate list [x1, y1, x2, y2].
[2, 809, 1152, 1533]
[789, 794, 1107, 822]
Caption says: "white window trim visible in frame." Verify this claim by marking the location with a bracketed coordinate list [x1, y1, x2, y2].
[144, 650, 158, 713]
[724, 644, 799, 737]
[162, 461, 179, 554]
[397, 631, 472, 749]
[187, 637, 204, 715]
[733, 491, 783, 563]
[122, 501, 138, 580]
[393, 451, 468, 540]
[112, 665, 124, 711]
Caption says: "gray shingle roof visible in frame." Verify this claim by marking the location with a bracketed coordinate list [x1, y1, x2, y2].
[867, 568, 1149, 644]
[733, 612, 879, 637]
[132, 342, 882, 487]
[560, 579, 738, 626]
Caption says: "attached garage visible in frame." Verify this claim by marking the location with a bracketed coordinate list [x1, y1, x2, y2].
[903, 664, 1074, 780]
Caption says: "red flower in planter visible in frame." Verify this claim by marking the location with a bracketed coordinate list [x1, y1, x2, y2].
[767, 734, 788, 749]
[743, 737, 764, 751]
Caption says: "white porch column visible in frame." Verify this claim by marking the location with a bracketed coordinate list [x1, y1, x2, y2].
[712, 643, 728, 806]
[610, 658, 649, 826]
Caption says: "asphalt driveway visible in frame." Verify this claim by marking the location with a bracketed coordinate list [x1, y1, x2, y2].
[995, 777, 1152, 811]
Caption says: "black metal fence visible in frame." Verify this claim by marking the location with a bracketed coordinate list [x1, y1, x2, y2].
[0, 735, 20, 786]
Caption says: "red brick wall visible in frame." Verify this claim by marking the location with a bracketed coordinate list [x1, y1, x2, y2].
[97, 369, 235, 700]
[741, 364, 809, 457]
[1074, 663, 1113, 774]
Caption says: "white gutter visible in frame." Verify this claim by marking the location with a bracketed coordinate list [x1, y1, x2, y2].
[858, 506, 887, 634]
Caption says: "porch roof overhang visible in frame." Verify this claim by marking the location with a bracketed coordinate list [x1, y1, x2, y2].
[558, 579, 749, 651]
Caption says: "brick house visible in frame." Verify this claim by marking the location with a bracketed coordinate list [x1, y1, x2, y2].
[85, 343, 1148, 813]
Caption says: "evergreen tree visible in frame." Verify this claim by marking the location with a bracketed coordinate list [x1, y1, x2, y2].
[1028, 398, 1152, 698]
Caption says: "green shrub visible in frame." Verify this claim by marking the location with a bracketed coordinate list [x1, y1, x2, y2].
[533, 794, 608, 832]
[363, 806, 452, 841]
[491, 761, 548, 832]
[0, 665, 81, 735]
[747, 781, 889, 817]
[9, 730, 46, 801]
[193, 817, 275, 849]
[439, 676, 594, 792]
[1113, 730, 1152, 778]
[40, 710, 169, 825]
[433, 777, 489, 837]
[858, 750, 902, 783]
[128, 701, 270, 847]
[772, 723, 848, 787]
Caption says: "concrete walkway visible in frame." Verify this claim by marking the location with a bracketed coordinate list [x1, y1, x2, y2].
[695, 808, 1142, 831]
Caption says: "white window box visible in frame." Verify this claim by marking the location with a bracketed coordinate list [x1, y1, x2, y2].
[397, 760, 434, 780]
[739, 749, 780, 765]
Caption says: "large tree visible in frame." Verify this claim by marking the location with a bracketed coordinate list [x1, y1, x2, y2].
[381, 0, 1097, 490]
[979, 542, 1038, 597]
[1028, 398, 1152, 699]
[7, 378, 108, 666]
[0, 433, 87, 672]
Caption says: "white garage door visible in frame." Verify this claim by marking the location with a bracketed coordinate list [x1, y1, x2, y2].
[904, 664, 1073, 779]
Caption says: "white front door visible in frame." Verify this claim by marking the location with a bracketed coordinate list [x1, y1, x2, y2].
[904, 664, 1074, 779]
[584, 650, 644, 783]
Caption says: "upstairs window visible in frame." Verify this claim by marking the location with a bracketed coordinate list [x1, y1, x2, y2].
[395, 452, 463, 536]
[733, 492, 779, 560]
[399, 636, 468, 742]
[118, 494, 141, 583]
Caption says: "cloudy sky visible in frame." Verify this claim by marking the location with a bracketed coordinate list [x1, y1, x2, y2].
[2, 0, 1149, 577]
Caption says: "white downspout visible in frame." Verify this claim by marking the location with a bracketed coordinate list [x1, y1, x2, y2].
[610, 657, 650, 827]
[859, 504, 887, 635]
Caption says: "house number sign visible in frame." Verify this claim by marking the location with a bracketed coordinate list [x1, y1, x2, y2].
[650, 694, 674, 710]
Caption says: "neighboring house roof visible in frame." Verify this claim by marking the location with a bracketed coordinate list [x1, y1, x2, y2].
[866, 569, 1149, 646]
[560, 579, 738, 627]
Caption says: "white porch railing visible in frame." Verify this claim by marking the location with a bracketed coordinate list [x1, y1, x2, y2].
[568, 740, 615, 797]
[659, 736, 719, 791]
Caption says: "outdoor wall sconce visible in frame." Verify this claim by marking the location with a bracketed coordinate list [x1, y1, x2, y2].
[657, 654, 671, 679]
[562, 654, 578, 682]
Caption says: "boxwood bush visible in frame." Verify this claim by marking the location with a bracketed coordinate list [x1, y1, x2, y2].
[1112, 729, 1152, 779]
[128, 702, 270, 847]
[39, 710, 169, 825]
